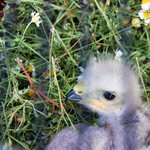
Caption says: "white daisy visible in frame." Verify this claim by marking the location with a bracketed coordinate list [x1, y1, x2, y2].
[141, 0, 150, 10]
[115, 49, 123, 62]
[131, 18, 141, 28]
[138, 10, 150, 25]
[31, 12, 42, 27]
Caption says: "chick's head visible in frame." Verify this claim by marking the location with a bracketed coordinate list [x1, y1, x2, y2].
[66, 59, 141, 117]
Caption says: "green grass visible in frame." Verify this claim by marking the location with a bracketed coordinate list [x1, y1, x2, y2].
[0, 0, 150, 149]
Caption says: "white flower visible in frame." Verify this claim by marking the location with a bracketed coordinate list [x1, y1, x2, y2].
[31, 12, 42, 27]
[11, 66, 21, 71]
[141, 0, 150, 10]
[15, 58, 22, 62]
[24, 86, 29, 93]
[29, 62, 35, 72]
[18, 91, 23, 95]
[131, 18, 141, 28]
[11, 58, 22, 71]
[115, 49, 123, 57]
[32, 72, 36, 77]
[115, 49, 123, 62]
[63, 22, 71, 30]
[138, 10, 150, 25]
[18, 86, 29, 95]
[28, 62, 36, 77]
[144, 18, 150, 25]
[74, 53, 80, 59]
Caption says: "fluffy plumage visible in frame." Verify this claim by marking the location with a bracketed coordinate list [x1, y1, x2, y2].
[46, 58, 150, 150]
[45, 124, 89, 150]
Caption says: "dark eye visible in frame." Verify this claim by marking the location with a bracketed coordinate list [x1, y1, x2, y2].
[103, 92, 115, 100]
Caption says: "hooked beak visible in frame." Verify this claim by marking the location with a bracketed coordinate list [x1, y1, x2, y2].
[66, 82, 85, 102]
[65, 89, 82, 102]
[66, 82, 104, 108]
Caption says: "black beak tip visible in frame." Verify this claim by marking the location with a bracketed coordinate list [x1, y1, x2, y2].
[65, 89, 82, 102]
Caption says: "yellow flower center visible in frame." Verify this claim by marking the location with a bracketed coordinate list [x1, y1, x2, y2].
[28, 65, 33, 72]
[28, 90, 35, 97]
[51, 70, 54, 77]
[115, 8, 119, 13]
[32, 16, 39, 23]
[144, 12, 150, 19]
[122, 18, 129, 25]
[131, 18, 141, 28]
[142, 0, 150, 4]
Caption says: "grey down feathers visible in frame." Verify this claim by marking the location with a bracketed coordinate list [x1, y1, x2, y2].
[46, 58, 150, 150]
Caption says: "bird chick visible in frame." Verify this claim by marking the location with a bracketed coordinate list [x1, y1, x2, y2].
[46, 58, 150, 150]
[69, 59, 141, 118]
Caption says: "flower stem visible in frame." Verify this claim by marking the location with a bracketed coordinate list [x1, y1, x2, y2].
[18, 21, 32, 46]
[16, 57, 33, 85]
